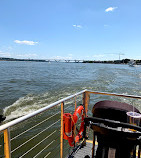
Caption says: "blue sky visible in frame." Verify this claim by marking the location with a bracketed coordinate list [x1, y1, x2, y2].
[0, 0, 141, 61]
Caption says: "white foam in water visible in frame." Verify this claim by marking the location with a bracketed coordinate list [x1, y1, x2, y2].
[3, 90, 81, 121]
[3, 95, 46, 121]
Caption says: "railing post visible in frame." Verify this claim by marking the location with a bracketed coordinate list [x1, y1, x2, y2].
[83, 91, 90, 117]
[60, 102, 64, 158]
[4, 128, 11, 158]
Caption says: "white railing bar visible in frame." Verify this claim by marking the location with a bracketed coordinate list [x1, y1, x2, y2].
[33, 140, 55, 158]
[0, 89, 86, 131]
[11, 119, 60, 153]
[11, 110, 61, 141]
[19, 130, 57, 158]
[87, 90, 141, 99]
[44, 152, 51, 158]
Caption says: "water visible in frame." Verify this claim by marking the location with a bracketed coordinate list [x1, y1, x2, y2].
[0, 61, 141, 121]
[1, 61, 141, 158]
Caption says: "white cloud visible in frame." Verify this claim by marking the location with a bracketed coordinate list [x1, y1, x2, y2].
[0, 51, 11, 57]
[52, 56, 72, 60]
[92, 54, 106, 58]
[86, 56, 90, 58]
[73, 25, 82, 29]
[105, 7, 117, 12]
[51, 54, 74, 60]
[104, 24, 110, 27]
[16, 53, 38, 58]
[68, 54, 73, 57]
[14, 40, 38, 45]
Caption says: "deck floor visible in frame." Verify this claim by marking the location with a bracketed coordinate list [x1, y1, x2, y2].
[73, 141, 93, 158]
[67, 140, 140, 158]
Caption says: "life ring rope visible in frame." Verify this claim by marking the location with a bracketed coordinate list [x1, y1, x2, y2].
[70, 115, 76, 140]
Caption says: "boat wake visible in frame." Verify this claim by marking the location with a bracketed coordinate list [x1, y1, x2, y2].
[4, 94, 46, 121]
[3, 85, 141, 122]
[3, 89, 82, 121]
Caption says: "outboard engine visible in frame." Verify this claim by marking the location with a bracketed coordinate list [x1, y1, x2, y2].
[84, 100, 141, 158]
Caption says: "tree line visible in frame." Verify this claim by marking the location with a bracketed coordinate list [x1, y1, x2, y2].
[83, 59, 141, 64]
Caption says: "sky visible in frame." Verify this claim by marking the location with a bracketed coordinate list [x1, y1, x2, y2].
[0, 0, 141, 61]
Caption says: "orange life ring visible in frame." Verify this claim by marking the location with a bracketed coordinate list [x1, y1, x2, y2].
[72, 105, 85, 143]
[63, 105, 85, 147]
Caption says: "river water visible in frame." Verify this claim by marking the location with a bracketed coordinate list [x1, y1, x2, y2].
[0, 61, 141, 121]
[0, 61, 141, 157]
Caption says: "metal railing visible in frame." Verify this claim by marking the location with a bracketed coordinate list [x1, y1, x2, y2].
[0, 89, 141, 158]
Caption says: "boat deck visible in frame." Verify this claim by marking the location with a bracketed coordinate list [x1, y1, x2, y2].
[74, 141, 93, 158]
[72, 140, 140, 158]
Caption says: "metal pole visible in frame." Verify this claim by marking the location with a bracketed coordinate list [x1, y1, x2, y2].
[60, 102, 64, 158]
[4, 128, 11, 158]
[86, 90, 141, 99]
[83, 91, 90, 117]
[133, 146, 136, 158]
[92, 132, 95, 158]
[138, 145, 141, 158]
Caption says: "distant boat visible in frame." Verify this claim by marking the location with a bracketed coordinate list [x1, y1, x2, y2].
[128, 59, 135, 67]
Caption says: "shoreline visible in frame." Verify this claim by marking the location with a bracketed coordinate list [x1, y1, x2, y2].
[0, 57, 141, 65]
